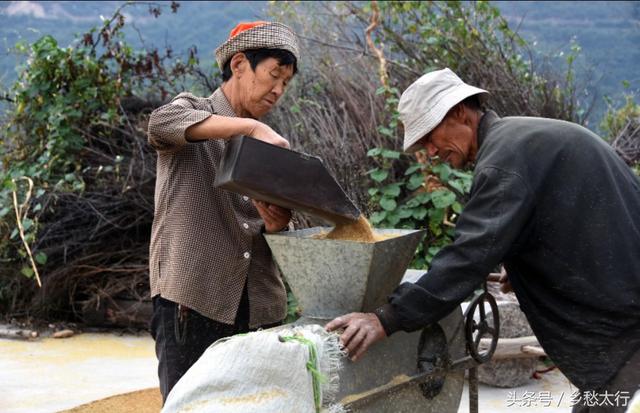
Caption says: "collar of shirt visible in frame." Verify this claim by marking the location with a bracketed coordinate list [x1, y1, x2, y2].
[477, 110, 499, 150]
[211, 88, 238, 118]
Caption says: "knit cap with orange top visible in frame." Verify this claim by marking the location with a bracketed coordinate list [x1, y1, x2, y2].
[214, 21, 300, 70]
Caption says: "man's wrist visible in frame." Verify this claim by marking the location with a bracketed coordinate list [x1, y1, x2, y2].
[244, 118, 260, 137]
[261, 223, 289, 234]
[374, 303, 401, 336]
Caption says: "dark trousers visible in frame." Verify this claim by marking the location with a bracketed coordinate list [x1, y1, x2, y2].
[150, 286, 280, 404]
[572, 346, 640, 413]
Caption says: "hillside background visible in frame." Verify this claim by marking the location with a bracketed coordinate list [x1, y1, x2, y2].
[1, 1, 638, 323]
[1, 0, 639, 128]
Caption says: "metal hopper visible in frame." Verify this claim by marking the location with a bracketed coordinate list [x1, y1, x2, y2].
[264, 227, 425, 319]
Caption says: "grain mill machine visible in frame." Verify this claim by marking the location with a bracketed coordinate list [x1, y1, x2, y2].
[216, 136, 500, 413]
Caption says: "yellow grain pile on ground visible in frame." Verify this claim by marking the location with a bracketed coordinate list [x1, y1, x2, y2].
[314, 215, 395, 243]
[61, 388, 162, 413]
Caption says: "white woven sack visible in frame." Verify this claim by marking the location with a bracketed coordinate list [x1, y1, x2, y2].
[162, 324, 345, 413]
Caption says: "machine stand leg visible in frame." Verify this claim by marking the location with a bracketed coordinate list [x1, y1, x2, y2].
[469, 367, 479, 413]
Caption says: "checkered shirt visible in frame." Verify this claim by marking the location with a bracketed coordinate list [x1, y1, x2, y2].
[147, 88, 287, 328]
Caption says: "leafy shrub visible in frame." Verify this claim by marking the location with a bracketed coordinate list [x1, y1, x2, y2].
[366, 148, 472, 268]
[0, 2, 209, 317]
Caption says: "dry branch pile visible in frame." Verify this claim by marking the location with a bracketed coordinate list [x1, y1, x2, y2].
[611, 117, 640, 166]
[8, 104, 158, 323]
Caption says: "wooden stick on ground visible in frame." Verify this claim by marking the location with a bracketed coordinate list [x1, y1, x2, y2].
[480, 336, 547, 360]
[12, 176, 42, 287]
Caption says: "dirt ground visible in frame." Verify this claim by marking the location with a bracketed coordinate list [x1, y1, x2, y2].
[1, 331, 158, 413]
[2, 320, 579, 413]
[58, 370, 576, 413]
[61, 388, 162, 413]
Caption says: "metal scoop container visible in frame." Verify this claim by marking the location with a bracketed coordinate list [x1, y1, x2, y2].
[214, 136, 360, 223]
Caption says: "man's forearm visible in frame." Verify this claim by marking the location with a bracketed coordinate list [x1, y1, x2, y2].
[186, 115, 257, 142]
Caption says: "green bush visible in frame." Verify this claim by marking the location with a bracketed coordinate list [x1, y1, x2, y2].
[0, 3, 209, 317]
[366, 148, 472, 268]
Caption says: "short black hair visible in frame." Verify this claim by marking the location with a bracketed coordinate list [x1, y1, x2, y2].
[460, 94, 483, 111]
[222, 48, 298, 81]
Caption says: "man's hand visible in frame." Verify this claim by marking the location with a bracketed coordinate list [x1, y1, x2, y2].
[325, 313, 387, 362]
[499, 267, 512, 293]
[248, 121, 290, 149]
[253, 200, 291, 233]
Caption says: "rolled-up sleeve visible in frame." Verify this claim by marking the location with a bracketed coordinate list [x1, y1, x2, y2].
[147, 93, 214, 153]
[377, 167, 534, 334]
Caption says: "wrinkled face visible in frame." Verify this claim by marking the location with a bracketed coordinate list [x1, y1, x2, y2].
[418, 109, 476, 168]
[237, 56, 294, 118]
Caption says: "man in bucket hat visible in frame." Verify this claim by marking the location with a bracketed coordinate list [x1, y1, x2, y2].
[328, 68, 640, 412]
[147, 21, 299, 401]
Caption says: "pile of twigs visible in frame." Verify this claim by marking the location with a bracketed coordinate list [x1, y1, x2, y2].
[611, 117, 640, 166]
[9, 104, 158, 323]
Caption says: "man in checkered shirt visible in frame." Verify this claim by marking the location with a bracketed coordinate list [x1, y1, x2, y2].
[146, 21, 300, 402]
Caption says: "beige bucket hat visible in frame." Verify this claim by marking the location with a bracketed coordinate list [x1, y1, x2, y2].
[399, 68, 489, 152]
[215, 21, 300, 70]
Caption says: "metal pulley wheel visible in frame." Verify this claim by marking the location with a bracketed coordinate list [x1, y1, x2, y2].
[464, 284, 500, 364]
